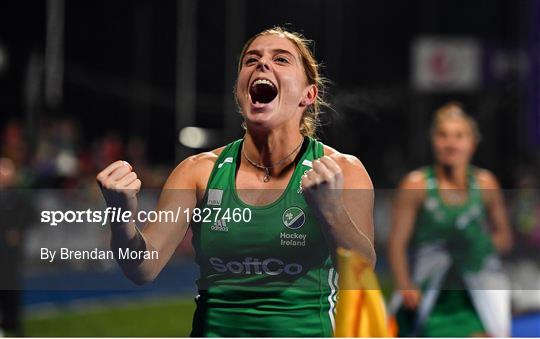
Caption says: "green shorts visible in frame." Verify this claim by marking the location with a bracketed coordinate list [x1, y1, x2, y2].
[397, 289, 485, 337]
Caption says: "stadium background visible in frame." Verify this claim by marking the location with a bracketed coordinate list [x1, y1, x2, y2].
[0, 0, 539, 336]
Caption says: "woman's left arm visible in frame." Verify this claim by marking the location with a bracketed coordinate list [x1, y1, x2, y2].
[301, 154, 375, 268]
[478, 170, 514, 254]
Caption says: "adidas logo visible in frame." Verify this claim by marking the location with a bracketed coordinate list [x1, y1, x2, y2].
[211, 219, 229, 232]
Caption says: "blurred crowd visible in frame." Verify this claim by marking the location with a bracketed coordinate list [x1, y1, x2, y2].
[1, 118, 170, 191]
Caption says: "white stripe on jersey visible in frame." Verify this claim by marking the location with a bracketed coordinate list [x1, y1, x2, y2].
[327, 268, 338, 332]
[302, 159, 313, 167]
[218, 157, 233, 168]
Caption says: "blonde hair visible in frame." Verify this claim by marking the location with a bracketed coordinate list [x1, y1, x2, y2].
[236, 27, 329, 137]
[430, 101, 481, 143]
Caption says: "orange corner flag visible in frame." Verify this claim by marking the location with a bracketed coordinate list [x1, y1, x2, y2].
[334, 248, 394, 337]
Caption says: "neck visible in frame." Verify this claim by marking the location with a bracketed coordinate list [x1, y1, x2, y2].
[243, 128, 304, 172]
[435, 163, 468, 187]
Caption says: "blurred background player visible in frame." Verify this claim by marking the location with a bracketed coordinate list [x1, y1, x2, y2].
[0, 157, 35, 337]
[387, 102, 514, 337]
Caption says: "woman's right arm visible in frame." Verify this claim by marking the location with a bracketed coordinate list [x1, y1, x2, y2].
[96, 154, 213, 285]
[388, 171, 425, 309]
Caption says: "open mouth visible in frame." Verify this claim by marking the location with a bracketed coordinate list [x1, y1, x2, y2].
[249, 79, 278, 104]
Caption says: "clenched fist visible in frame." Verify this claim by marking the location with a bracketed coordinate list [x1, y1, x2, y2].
[96, 160, 141, 221]
[301, 156, 345, 222]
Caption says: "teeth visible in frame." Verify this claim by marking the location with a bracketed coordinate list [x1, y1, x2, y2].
[251, 79, 275, 88]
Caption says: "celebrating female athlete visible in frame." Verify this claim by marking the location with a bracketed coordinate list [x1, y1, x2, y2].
[97, 27, 375, 337]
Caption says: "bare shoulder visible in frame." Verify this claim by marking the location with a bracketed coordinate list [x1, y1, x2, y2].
[163, 145, 227, 189]
[398, 168, 426, 190]
[394, 169, 427, 206]
[475, 168, 503, 206]
[322, 145, 373, 189]
[475, 168, 501, 190]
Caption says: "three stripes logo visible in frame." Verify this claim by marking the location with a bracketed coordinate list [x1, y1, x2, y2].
[211, 219, 229, 232]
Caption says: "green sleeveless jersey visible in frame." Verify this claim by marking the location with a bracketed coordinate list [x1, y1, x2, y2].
[397, 166, 497, 336]
[412, 166, 495, 273]
[190, 136, 336, 337]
